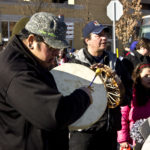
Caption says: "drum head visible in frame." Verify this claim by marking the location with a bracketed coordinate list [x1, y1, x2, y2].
[50, 63, 107, 130]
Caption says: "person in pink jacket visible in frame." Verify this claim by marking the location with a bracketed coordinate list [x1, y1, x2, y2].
[117, 62, 150, 150]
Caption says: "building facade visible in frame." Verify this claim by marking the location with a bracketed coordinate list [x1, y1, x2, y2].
[0, 0, 111, 49]
[0, 0, 150, 50]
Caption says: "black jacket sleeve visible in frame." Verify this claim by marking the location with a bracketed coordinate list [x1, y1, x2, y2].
[7, 71, 90, 131]
[122, 56, 134, 77]
[115, 58, 132, 105]
[56, 89, 90, 127]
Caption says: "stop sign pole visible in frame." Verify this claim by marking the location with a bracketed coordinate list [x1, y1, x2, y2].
[107, 0, 123, 54]
[113, 2, 116, 54]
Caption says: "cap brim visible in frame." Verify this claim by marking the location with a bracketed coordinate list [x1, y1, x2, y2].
[92, 26, 108, 35]
[44, 37, 69, 49]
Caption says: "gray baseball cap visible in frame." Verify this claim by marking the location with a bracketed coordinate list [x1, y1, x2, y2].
[25, 12, 69, 49]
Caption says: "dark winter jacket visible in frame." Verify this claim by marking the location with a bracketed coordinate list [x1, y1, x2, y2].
[69, 48, 132, 132]
[0, 36, 90, 150]
[122, 50, 150, 77]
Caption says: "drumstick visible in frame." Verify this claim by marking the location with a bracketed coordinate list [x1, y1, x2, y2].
[88, 68, 101, 87]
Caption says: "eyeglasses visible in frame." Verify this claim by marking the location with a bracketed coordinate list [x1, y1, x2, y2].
[43, 41, 60, 51]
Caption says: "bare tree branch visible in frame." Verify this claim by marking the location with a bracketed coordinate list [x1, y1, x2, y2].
[17, 0, 52, 16]
[115, 0, 142, 46]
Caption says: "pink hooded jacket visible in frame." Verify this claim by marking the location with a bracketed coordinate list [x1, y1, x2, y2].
[117, 89, 150, 145]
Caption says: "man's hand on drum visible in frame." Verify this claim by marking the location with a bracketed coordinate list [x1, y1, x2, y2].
[79, 87, 93, 104]
[90, 63, 104, 70]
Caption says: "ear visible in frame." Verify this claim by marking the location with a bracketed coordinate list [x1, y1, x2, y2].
[27, 34, 35, 49]
[85, 38, 89, 45]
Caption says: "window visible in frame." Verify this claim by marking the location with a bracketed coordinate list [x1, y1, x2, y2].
[141, 3, 150, 10]
[1, 21, 16, 40]
[2, 22, 8, 39]
[139, 15, 150, 39]
[52, 0, 67, 3]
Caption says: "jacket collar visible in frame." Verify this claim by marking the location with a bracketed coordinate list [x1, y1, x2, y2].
[83, 48, 109, 65]
[8, 35, 41, 68]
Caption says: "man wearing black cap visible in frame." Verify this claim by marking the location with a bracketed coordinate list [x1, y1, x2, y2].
[0, 12, 92, 150]
[69, 21, 132, 150]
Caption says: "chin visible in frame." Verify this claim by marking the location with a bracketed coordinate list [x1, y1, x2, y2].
[102, 45, 107, 49]
[98, 48, 105, 52]
[99, 46, 106, 50]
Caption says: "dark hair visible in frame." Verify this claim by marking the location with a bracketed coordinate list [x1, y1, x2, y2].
[18, 28, 44, 42]
[136, 38, 150, 50]
[132, 63, 150, 106]
[83, 34, 92, 46]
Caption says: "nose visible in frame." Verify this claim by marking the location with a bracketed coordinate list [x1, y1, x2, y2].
[54, 50, 60, 57]
[102, 36, 107, 40]
[50, 47, 60, 56]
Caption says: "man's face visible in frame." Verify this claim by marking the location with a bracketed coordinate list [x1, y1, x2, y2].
[33, 41, 60, 69]
[86, 30, 107, 55]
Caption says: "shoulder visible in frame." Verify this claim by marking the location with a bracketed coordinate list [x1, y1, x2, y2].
[74, 48, 85, 58]
[105, 51, 116, 58]
[125, 51, 135, 58]
[69, 48, 91, 66]
[122, 52, 136, 64]
[105, 51, 119, 65]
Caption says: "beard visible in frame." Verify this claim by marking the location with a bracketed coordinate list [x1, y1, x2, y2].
[47, 58, 58, 70]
